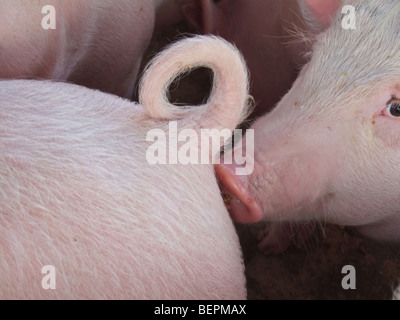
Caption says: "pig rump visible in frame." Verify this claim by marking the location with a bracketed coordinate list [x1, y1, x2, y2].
[0, 36, 249, 299]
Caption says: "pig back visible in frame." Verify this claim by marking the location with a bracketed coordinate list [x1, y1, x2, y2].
[0, 79, 246, 299]
[0, 0, 155, 98]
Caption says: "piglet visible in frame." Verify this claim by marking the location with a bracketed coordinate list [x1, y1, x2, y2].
[0, 35, 249, 299]
[216, 0, 400, 253]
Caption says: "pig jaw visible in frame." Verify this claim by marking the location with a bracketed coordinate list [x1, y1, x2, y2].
[357, 214, 400, 243]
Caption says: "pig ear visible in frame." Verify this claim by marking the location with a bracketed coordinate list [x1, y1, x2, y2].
[300, 0, 341, 28]
[178, 0, 231, 36]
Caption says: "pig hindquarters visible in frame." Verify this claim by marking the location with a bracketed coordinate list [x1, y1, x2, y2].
[0, 35, 249, 299]
[217, 0, 400, 252]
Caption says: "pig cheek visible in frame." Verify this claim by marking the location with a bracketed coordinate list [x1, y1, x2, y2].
[245, 164, 287, 220]
[247, 153, 332, 222]
[372, 116, 400, 149]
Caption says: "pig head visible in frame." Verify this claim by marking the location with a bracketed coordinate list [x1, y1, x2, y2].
[217, 0, 400, 251]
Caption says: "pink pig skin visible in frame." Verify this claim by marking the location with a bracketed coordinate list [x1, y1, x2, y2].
[0, 0, 183, 99]
[0, 36, 249, 299]
[216, 0, 400, 253]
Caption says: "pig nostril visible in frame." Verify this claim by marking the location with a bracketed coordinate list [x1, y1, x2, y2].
[167, 67, 213, 106]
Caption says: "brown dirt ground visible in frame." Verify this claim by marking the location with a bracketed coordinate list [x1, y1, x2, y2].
[137, 22, 400, 300]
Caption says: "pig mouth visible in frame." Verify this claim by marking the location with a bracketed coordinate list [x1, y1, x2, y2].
[215, 164, 262, 224]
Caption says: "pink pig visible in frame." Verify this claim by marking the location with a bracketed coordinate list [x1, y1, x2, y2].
[0, 36, 249, 299]
[0, 0, 183, 98]
[216, 0, 400, 253]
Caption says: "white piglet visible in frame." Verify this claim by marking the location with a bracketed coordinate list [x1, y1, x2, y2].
[216, 0, 400, 252]
[0, 36, 249, 299]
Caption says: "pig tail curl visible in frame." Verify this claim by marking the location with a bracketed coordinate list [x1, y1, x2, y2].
[139, 35, 251, 130]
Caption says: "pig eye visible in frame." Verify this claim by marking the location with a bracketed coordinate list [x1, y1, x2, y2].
[386, 99, 400, 118]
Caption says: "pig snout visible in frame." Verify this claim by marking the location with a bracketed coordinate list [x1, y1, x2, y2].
[216, 162, 261, 224]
